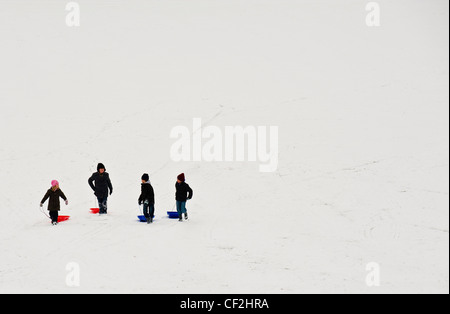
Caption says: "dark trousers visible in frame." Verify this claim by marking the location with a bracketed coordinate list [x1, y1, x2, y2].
[50, 211, 59, 223]
[143, 202, 155, 219]
[97, 197, 108, 214]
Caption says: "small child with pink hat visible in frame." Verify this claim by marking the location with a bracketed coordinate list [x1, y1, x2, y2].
[40, 180, 68, 225]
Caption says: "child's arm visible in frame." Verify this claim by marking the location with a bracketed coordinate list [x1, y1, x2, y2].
[187, 185, 193, 200]
[59, 190, 68, 201]
[107, 174, 113, 195]
[40, 190, 50, 206]
[60, 190, 68, 205]
[138, 185, 144, 205]
[150, 185, 155, 204]
[88, 174, 96, 192]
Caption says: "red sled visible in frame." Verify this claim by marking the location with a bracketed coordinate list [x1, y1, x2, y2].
[90, 208, 100, 214]
[57, 215, 70, 223]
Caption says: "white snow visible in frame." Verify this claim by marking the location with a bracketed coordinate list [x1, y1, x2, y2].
[0, 0, 448, 294]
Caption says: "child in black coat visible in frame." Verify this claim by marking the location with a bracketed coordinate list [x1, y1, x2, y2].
[175, 173, 193, 221]
[40, 180, 68, 225]
[138, 173, 155, 224]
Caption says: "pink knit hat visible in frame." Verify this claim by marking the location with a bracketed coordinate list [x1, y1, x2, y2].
[51, 180, 59, 187]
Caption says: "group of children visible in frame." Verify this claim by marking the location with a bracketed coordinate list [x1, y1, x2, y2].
[40, 163, 194, 225]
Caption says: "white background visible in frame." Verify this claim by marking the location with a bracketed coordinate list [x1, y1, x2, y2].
[0, 0, 448, 293]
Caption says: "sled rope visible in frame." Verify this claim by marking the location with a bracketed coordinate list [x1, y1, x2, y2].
[39, 206, 50, 220]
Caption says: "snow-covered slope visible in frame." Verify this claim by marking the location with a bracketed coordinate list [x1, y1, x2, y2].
[0, 0, 448, 293]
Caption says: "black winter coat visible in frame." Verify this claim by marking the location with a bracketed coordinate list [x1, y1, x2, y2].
[41, 188, 67, 212]
[139, 182, 155, 205]
[88, 172, 113, 198]
[175, 182, 193, 202]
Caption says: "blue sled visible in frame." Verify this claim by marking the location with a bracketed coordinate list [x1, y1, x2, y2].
[138, 215, 155, 222]
[167, 211, 180, 219]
